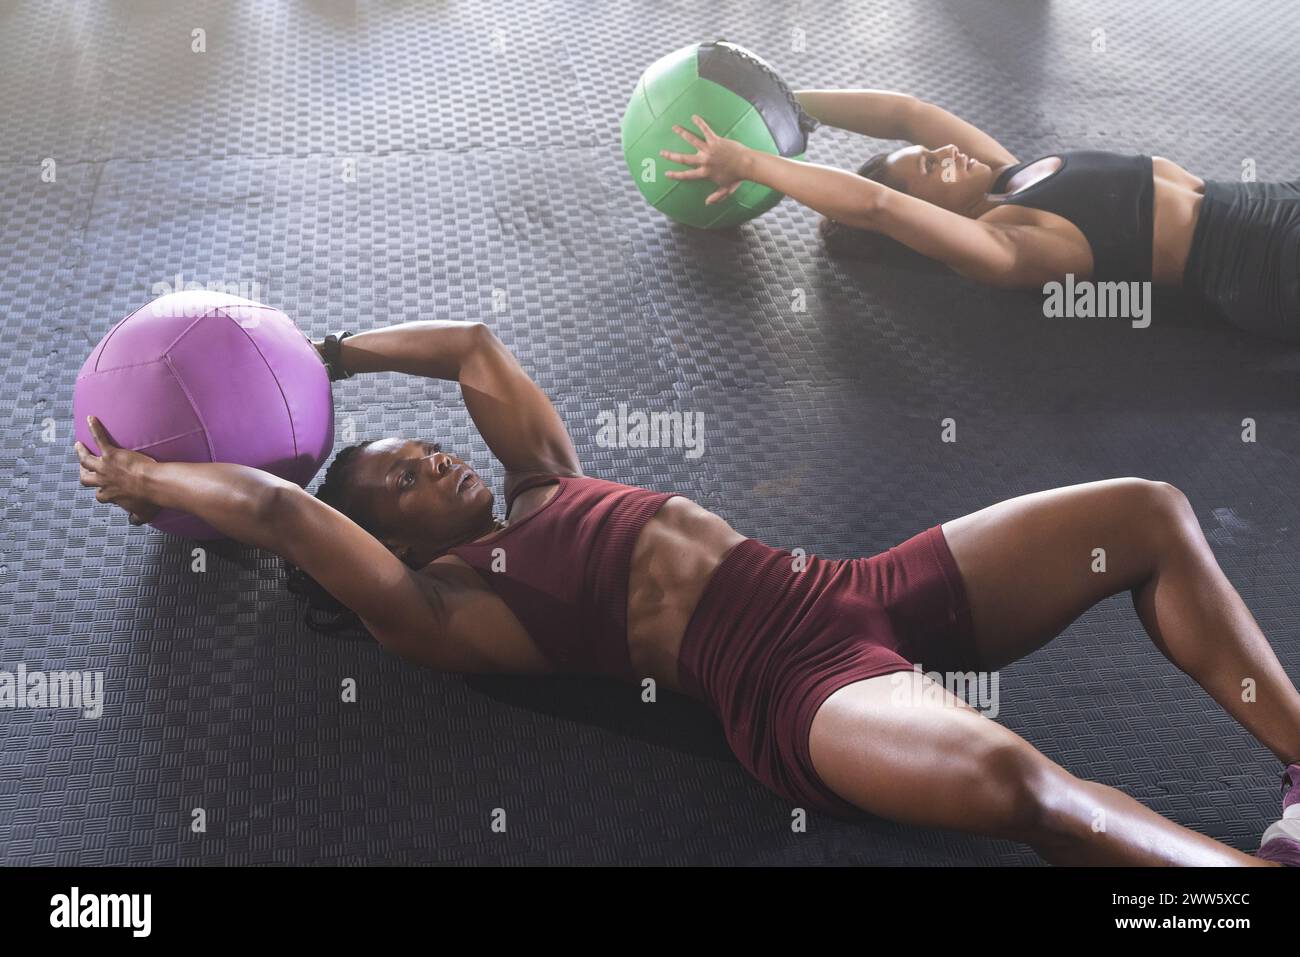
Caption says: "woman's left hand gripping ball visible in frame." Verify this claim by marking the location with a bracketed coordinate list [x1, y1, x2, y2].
[659, 114, 751, 205]
[75, 415, 162, 527]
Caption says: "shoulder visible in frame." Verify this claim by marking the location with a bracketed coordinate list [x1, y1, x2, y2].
[503, 467, 579, 515]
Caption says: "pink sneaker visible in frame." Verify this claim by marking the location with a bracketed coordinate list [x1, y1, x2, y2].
[1256, 763, 1300, 865]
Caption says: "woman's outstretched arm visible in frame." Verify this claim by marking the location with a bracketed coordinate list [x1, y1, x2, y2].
[75, 415, 447, 657]
[793, 89, 919, 139]
[662, 116, 1075, 287]
[326, 321, 582, 482]
[795, 89, 1017, 167]
[76, 415, 282, 547]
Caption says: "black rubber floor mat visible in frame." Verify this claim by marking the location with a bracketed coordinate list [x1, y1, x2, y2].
[1, 0, 1296, 865]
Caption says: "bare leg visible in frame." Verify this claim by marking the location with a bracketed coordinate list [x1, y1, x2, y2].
[809, 670, 1276, 865]
[942, 478, 1300, 764]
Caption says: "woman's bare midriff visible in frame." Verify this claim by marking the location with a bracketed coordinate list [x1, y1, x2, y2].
[1151, 156, 1206, 285]
[624, 496, 747, 694]
[430, 488, 746, 693]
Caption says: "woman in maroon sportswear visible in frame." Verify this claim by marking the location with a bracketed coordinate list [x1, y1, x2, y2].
[75, 320, 1300, 865]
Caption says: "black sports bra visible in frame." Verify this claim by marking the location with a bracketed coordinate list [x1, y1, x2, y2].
[991, 151, 1154, 282]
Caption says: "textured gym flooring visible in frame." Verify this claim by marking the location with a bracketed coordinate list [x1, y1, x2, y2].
[3, 0, 1299, 865]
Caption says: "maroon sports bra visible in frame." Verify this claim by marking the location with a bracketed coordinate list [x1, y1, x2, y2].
[445, 474, 678, 679]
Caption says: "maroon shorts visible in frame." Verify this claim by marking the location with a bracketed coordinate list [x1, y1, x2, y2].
[676, 526, 978, 820]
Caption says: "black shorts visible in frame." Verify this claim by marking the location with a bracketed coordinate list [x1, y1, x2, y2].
[1184, 179, 1300, 340]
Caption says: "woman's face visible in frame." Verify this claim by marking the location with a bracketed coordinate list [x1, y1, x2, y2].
[879, 144, 996, 213]
[347, 437, 495, 564]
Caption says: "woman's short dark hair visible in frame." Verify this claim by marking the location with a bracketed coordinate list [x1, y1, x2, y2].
[282, 440, 375, 637]
[817, 151, 918, 262]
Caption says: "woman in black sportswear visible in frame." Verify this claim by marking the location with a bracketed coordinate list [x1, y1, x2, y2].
[659, 90, 1299, 340]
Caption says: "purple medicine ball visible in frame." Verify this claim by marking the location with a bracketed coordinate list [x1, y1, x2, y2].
[73, 291, 334, 539]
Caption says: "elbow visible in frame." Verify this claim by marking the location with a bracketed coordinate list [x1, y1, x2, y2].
[846, 187, 887, 231]
[893, 94, 925, 139]
[896, 92, 924, 116]
[257, 481, 301, 542]
[466, 320, 499, 355]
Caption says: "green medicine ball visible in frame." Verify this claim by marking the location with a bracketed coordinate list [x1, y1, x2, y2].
[621, 40, 816, 229]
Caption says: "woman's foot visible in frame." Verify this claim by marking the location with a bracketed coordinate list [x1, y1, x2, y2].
[1256, 763, 1300, 865]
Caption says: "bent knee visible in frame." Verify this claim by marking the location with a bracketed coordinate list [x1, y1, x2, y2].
[1111, 477, 1198, 541]
[969, 743, 1061, 841]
